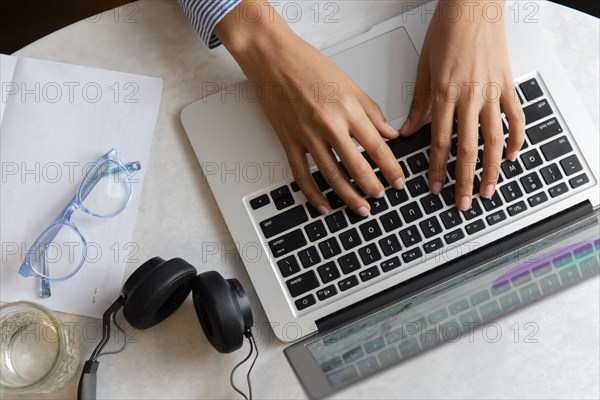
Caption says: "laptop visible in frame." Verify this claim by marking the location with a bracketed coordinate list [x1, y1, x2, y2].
[181, 0, 599, 395]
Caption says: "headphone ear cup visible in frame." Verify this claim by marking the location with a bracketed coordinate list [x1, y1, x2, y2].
[192, 271, 253, 353]
[122, 258, 197, 330]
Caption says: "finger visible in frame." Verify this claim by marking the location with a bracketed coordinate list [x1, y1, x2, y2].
[355, 93, 399, 139]
[479, 103, 504, 198]
[427, 100, 455, 194]
[350, 112, 405, 193]
[399, 51, 431, 136]
[454, 108, 480, 211]
[502, 84, 526, 161]
[309, 141, 371, 217]
[285, 146, 330, 215]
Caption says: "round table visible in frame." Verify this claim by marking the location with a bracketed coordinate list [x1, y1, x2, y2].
[7, 1, 599, 399]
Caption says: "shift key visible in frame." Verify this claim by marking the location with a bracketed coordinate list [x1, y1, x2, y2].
[260, 205, 308, 238]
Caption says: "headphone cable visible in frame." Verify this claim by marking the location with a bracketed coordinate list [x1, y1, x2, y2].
[229, 334, 258, 400]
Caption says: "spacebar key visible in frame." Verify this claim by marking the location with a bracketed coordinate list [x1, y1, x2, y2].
[269, 229, 307, 258]
[259, 205, 308, 238]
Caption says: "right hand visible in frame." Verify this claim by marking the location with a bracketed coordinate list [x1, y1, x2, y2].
[215, 1, 405, 217]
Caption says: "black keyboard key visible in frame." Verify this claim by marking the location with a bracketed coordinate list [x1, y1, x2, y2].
[318, 237, 342, 259]
[378, 235, 402, 256]
[447, 160, 457, 181]
[406, 176, 429, 197]
[250, 194, 270, 210]
[423, 238, 443, 254]
[386, 123, 432, 160]
[338, 275, 359, 292]
[338, 253, 361, 274]
[463, 198, 483, 220]
[339, 228, 362, 250]
[486, 210, 507, 226]
[386, 188, 409, 206]
[540, 136, 572, 162]
[360, 266, 381, 282]
[526, 117, 562, 144]
[381, 256, 402, 272]
[465, 219, 486, 235]
[501, 159, 523, 179]
[444, 228, 465, 244]
[271, 185, 291, 201]
[345, 208, 367, 225]
[325, 211, 348, 233]
[275, 195, 295, 210]
[560, 154, 583, 176]
[472, 175, 481, 195]
[419, 216, 443, 239]
[441, 184, 456, 206]
[519, 78, 543, 101]
[440, 208, 462, 229]
[569, 173, 589, 189]
[305, 220, 327, 242]
[312, 171, 330, 192]
[540, 163, 563, 184]
[475, 149, 484, 171]
[528, 192, 548, 207]
[500, 181, 524, 203]
[375, 170, 389, 188]
[523, 99, 553, 125]
[519, 172, 543, 194]
[316, 285, 337, 301]
[520, 148, 543, 170]
[295, 294, 316, 311]
[507, 201, 527, 216]
[399, 160, 410, 179]
[420, 194, 443, 214]
[306, 202, 321, 218]
[407, 152, 429, 174]
[260, 205, 308, 239]
[360, 220, 383, 241]
[277, 255, 300, 278]
[298, 246, 321, 268]
[548, 182, 569, 198]
[400, 202, 423, 223]
[399, 226, 423, 247]
[269, 230, 307, 258]
[291, 181, 300, 192]
[326, 191, 344, 209]
[367, 197, 389, 216]
[380, 210, 402, 232]
[402, 247, 423, 263]
[286, 270, 319, 297]
[317, 261, 340, 283]
[481, 191, 503, 211]
[358, 243, 382, 265]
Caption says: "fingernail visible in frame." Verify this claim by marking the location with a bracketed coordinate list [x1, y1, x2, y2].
[431, 181, 442, 194]
[357, 206, 370, 217]
[399, 118, 410, 135]
[318, 205, 330, 216]
[393, 177, 405, 190]
[458, 196, 471, 211]
[481, 184, 495, 199]
[507, 151, 518, 162]
[375, 190, 385, 199]
[386, 122, 398, 136]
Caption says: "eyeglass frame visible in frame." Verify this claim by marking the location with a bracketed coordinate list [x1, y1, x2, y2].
[18, 148, 141, 297]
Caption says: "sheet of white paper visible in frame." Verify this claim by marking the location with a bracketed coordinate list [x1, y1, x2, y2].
[0, 54, 162, 318]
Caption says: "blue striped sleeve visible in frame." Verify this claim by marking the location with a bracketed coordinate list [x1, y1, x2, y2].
[178, 0, 242, 48]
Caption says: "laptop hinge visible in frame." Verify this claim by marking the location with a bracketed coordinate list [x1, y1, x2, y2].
[316, 200, 593, 334]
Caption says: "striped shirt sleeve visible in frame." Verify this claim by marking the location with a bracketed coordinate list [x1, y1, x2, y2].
[178, 0, 242, 48]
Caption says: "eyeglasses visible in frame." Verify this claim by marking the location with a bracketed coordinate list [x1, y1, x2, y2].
[18, 149, 141, 298]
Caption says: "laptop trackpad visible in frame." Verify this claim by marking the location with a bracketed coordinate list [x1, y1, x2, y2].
[329, 27, 419, 124]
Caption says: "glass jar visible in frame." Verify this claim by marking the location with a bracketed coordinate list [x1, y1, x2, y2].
[0, 301, 79, 393]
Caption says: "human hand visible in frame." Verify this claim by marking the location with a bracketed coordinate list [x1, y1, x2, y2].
[215, 1, 405, 217]
[399, 0, 525, 211]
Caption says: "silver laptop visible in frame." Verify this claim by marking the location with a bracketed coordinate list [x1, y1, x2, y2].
[181, 0, 599, 360]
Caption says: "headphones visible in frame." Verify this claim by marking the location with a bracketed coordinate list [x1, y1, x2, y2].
[78, 257, 256, 400]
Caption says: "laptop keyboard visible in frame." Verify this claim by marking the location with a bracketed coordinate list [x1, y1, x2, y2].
[245, 73, 594, 314]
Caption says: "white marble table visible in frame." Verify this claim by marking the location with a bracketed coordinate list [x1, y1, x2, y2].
[7, 1, 599, 399]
